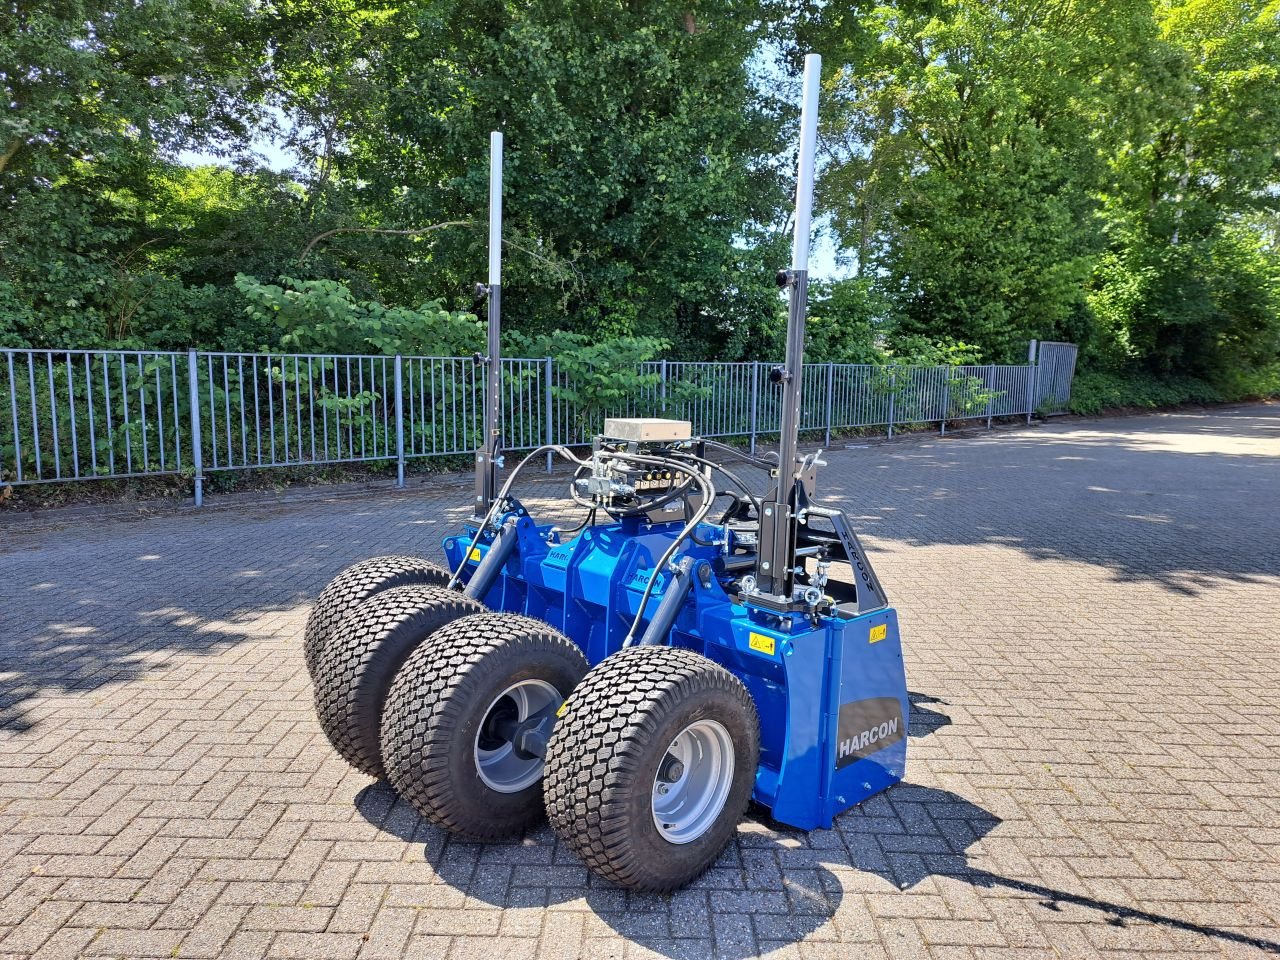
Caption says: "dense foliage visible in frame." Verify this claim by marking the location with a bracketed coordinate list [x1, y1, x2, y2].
[2, 0, 1277, 401]
[810, 0, 1280, 384]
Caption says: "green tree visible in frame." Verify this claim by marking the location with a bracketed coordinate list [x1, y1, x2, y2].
[0, 0, 273, 347]
[281, 0, 791, 359]
[815, 0, 1157, 361]
[235, 273, 484, 355]
[1089, 0, 1280, 381]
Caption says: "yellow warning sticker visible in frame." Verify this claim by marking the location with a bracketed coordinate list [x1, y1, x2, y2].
[869, 624, 888, 644]
[748, 632, 776, 656]
[468, 547, 482, 562]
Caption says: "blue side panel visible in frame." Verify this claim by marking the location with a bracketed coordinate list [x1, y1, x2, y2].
[715, 608, 907, 832]
[822, 610, 908, 827]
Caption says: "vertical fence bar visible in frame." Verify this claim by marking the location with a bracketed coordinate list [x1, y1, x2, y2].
[187, 350, 203, 507]
[206, 355, 217, 469]
[294, 356, 303, 462]
[27, 354, 41, 477]
[1026, 340, 1038, 425]
[101, 355, 112, 475]
[322, 358, 333, 461]
[120, 355, 132, 474]
[252, 357, 262, 465]
[887, 367, 896, 439]
[5, 351, 20, 482]
[544, 357, 554, 473]
[824, 361, 835, 447]
[985, 365, 995, 430]
[941, 373, 951, 436]
[394, 355, 405, 487]
[86, 354, 97, 474]
[154, 359, 165, 471]
[137, 355, 149, 470]
[66, 353, 79, 478]
[169, 354, 180, 469]
[46, 353, 61, 478]
[221, 356, 232, 465]
[749, 361, 760, 456]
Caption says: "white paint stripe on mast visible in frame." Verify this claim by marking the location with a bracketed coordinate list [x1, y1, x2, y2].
[489, 130, 503, 286]
[791, 53, 820, 272]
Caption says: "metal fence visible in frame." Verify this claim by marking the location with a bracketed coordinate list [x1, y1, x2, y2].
[2, 346, 1076, 503]
[1032, 341, 1079, 414]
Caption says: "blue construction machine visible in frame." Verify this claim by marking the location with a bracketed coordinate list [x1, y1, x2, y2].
[307, 54, 908, 891]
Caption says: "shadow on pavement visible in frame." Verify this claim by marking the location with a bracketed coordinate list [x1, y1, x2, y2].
[354, 782, 842, 960]
[908, 691, 952, 737]
[357, 772, 1280, 958]
[0, 496, 481, 731]
[826, 405, 1280, 595]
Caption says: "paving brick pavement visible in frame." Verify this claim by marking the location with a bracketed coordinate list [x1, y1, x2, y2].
[1, 404, 1278, 960]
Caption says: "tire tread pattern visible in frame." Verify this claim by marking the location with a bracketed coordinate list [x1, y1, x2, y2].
[304, 556, 449, 676]
[382, 613, 587, 839]
[313, 584, 481, 779]
[543, 645, 759, 892]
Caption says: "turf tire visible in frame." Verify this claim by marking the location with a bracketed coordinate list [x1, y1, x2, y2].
[313, 584, 482, 779]
[543, 645, 759, 892]
[304, 556, 450, 678]
[381, 613, 588, 839]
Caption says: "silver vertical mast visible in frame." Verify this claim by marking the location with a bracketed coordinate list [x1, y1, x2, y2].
[756, 53, 821, 599]
[474, 130, 503, 517]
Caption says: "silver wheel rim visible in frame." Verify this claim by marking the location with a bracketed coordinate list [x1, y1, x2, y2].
[473, 679, 561, 793]
[651, 718, 735, 844]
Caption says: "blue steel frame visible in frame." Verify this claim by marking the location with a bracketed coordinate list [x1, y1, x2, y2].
[444, 509, 908, 832]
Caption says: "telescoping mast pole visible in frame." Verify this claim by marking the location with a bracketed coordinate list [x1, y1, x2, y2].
[755, 53, 820, 601]
[474, 131, 503, 518]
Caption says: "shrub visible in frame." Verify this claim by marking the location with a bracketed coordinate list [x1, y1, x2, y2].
[1068, 371, 1228, 415]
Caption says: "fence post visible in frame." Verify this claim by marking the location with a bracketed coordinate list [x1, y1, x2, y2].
[394, 355, 405, 488]
[887, 367, 896, 439]
[186, 349, 204, 507]
[1026, 341, 1038, 426]
[749, 361, 760, 456]
[980, 366, 990, 430]
[824, 362, 835, 447]
[941, 372, 950, 436]
[544, 357, 553, 474]
[660, 359, 668, 415]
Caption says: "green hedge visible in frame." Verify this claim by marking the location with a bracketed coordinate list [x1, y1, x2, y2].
[1068, 369, 1279, 416]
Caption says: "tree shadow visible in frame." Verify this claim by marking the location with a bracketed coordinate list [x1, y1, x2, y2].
[0, 496, 487, 732]
[822, 405, 1280, 595]
[908, 691, 952, 737]
[356, 775, 1280, 958]
[354, 783, 843, 960]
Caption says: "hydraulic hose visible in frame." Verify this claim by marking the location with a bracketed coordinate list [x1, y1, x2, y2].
[665, 449, 763, 515]
[447, 443, 591, 589]
[607, 452, 716, 646]
[702, 437, 779, 470]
